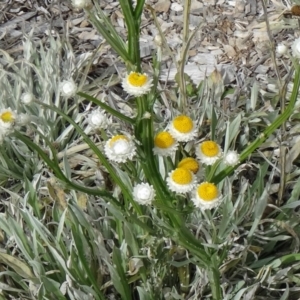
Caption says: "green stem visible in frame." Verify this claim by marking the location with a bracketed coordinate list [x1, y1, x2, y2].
[207, 267, 222, 300]
[119, 0, 141, 68]
[134, 0, 146, 20]
[136, 102, 212, 265]
[207, 160, 222, 182]
[212, 65, 300, 184]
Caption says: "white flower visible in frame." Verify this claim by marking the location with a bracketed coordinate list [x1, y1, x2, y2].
[104, 134, 136, 163]
[223, 150, 240, 166]
[143, 112, 151, 119]
[276, 43, 287, 55]
[71, 0, 92, 9]
[0, 108, 16, 132]
[133, 183, 155, 205]
[153, 131, 178, 156]
[122, 72, 153, 97]
[292, 37, 300, 59]
[154, 35, 162, 47]
[166, 168, 196, 194]
[192, 182, 222, 210]
[21, 92, 34, 104]
[60, 79, 77, 98]
[88, 110, 108, 130]
[195, 141, 222, 165]
[168, 115, 197, 142]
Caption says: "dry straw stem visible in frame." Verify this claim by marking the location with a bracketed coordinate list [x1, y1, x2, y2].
[178, 0, 204, 111]
[261, 0, 289, 205]
[145, 4, 177, 67]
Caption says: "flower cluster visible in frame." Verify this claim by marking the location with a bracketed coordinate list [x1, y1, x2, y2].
[98, 71, 242, 210]
[151, 113, 241, 210]
[165, 154, 224, 210]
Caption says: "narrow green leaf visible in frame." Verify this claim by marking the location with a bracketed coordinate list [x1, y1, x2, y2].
[110, 247, 132, 300]
[136, 287, 152, 300]
[8, 218, 34, 261]
[224, 113, 242, 153]
[210, 106, 217, 141]
[40, 276, 65, 299]
[124, 224, 139, 256]
[0, 253, 34, 279]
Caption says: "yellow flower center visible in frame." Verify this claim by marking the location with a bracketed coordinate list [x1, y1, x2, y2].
[178, 157, 199, 174]
[154, 132, 175, 148]
[201, 141, 220, 157]
[197, 183, 218, 202]
[109, 135, 128, 146]
[128, 72, 148, 87]
[172, 115, 193, 133]
[171, 168, 193, 185]
[0, 111, 14, 123]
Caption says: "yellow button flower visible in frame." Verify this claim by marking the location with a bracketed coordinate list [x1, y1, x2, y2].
[168, 115, 197, 142]
[1, 111, 15, 123]
[195, 140, 222, 165]
[192, 182, 222, 210]
[178, 157, 200, 174]
[166, 167, 196, 194]
[0, 108, 16, 131]
[122, 71, 153, 97]
[153, 131, 178, 156]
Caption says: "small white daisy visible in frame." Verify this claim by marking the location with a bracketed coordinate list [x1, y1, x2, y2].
[133, 183, 155, 205]
[71, 0, 92, 9]
[21, 92, 34, 104]
[104, 134, 136, 163]
[177, 157, 200, 174]
[223, 150, 240, 166]
[153, 131, 178, 156]
[122, 71, 153, 97]
[168, 115, 197, 142]
[60, 79, 77, 98]
[143, 111, 151, 119]
[88, 110, 108, 130]
[166, 167, 196, 194]
[0, 108, 17, 132]
[192, 182, 222, 210]
[195, 140, 222, 165]
[276, 43, 287, 55]
[292, 37, 300, 59]
[154, 35, 163, 47]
